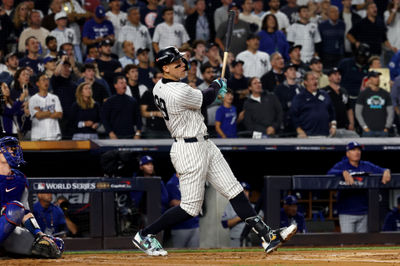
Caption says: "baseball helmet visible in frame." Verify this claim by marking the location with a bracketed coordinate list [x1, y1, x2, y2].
[0, 136, 25, 168]
[155, 46, 189, 71]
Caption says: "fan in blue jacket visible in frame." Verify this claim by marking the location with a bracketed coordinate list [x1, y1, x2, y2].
[327, 141, 391, 233]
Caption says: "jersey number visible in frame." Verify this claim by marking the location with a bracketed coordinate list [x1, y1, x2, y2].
[154, 95, 169, 121]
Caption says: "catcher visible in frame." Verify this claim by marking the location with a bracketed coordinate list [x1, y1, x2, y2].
[0, 136, 64, 258]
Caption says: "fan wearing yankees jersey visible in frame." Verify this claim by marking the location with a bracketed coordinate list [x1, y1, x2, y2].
[286, 5, 321, 63]
[132, 46, 297, 256]
[50, 11, 82, 63]
[152, 7, 190, 54]
[236, 34, 271, 79]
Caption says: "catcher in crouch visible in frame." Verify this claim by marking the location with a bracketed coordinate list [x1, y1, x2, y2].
[0, 136, 64, 258]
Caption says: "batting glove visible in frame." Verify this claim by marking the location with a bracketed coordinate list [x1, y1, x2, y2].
[213, 78, 227, 99]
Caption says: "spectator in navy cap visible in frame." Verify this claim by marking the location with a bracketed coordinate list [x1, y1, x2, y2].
[328, 141, 391, 233]
[82, 5, 115, 46]
[280, 195, 306, 233]
[382, 196, 400, 232]
[355, 70, 394, 137]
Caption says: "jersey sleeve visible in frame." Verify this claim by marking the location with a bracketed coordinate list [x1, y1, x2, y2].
[54, 95, 63, 113]
[181, 24, 190, 44]
[152, 25, 161, 43]
[286, 24, 295, 43]
[29, 96, 39, 118]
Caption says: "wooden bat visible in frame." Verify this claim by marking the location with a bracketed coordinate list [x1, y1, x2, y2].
[218, 10, 235, 100]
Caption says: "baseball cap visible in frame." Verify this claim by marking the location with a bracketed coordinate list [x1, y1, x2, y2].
[346, 141, 362, 151]
[284, 62, 297, 72]
[289, 44, 302, 53]
[136, 47, 150, 56]
[240, 182, 251, 191]
[4, 52, 17, 62]
[206, 42, 219, 52]
[284, 195, 297, 205]
[327, 67, 340, 76]
[367, 70, 382, 78]
[43, 56, 57, 64]
[95, 5, 106, 18]
[55, 11, 68, 21]
[229, 2, 239, 10]
[99, 39, 113, 47]
[140, 155, 153, 166]
[231, 60, 244, 67]
[309, 56, 321, 65]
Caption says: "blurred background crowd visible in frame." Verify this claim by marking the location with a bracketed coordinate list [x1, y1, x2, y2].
[0, 0, 399, 140]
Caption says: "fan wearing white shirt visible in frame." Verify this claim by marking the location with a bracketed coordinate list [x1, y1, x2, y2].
[29, 73, 63, 141]
[236, 34, 271, 78]
[239, 0, 262, 31]
[152, 7, 190, 53]
[287, 5, 321, 63]
[263, 0, 290, 32]
[50, 11, 82, 62]
[118, 7, 153, 53]
[106, 0, 127, 54]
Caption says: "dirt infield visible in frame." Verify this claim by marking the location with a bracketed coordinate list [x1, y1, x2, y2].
[1, 247, 400, 265]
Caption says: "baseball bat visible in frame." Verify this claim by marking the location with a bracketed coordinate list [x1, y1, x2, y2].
[221, 10, 235, 80]
[218, 10, 235, 100]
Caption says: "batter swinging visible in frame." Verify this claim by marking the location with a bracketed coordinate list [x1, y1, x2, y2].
[132, 46, 297, 256]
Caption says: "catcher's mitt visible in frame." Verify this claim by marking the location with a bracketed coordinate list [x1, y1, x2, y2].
[31, 234, 62, 259]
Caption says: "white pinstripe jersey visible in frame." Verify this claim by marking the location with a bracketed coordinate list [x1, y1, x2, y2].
[153, 79, 207, 138]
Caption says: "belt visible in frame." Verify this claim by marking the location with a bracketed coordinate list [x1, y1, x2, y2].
[174, 135, 209, 143]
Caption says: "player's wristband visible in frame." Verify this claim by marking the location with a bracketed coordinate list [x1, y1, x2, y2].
[24, 217, 42, 236]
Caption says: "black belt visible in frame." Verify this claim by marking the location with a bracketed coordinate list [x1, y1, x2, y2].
[174, 135, 209, 143]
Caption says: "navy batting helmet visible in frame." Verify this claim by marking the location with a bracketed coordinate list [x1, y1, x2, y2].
[155, 46, 189, 71]
[0, 136, 25, 168]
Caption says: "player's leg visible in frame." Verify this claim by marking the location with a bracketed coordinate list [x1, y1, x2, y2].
[339, 214, 355, 233]
[355, 214, 368, 233]
[0, 201, 25, 244]
[2, 226, 35, 255]
[205, 141, 297, 253]
[133, 142, 207, 255]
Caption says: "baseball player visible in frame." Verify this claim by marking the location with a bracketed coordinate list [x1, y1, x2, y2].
[132, 46, 297, 256]
[0, 137, 63, 258]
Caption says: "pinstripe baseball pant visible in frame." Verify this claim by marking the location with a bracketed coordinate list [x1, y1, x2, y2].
[170, 139, 244, 216]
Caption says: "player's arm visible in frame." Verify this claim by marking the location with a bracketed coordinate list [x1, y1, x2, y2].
[215, 121, 226, 138]
[201, 79, 227, 108]
[32, 107, 52, 119]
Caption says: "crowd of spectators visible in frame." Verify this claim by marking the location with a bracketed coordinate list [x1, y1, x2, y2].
[0, 0, 400, 140]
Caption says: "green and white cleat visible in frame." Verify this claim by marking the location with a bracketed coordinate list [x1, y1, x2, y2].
[132, 231, 168, 256]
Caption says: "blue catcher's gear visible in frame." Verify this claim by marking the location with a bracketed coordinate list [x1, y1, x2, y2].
[0, 137, 25, 168]
[3, 200, 24, 225]
[0, 201, 25, 244]
[51, 236, 65, 253]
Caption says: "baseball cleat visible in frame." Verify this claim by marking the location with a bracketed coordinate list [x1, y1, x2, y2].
[132, 231, 168, 256]
[263, 224, 297, 254]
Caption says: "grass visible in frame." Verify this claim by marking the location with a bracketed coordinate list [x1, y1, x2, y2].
[64, 245, 400, 255]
